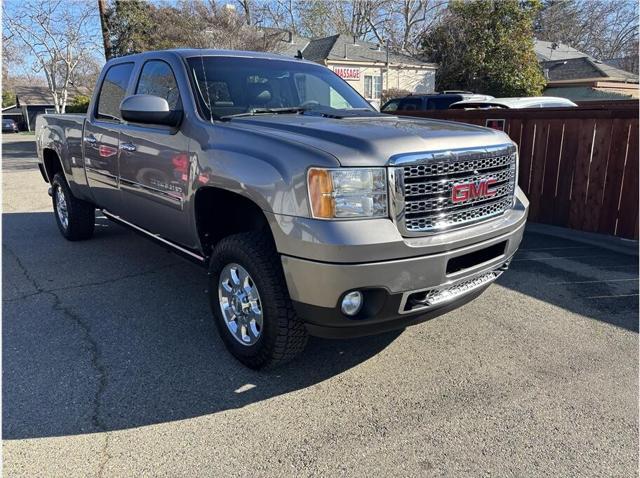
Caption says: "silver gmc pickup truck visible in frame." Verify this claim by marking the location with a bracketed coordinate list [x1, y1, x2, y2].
[36, 49, 528, 369]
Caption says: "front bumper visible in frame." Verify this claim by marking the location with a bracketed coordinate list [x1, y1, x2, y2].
[273, 190, 528, 338]
[284, 223, 523, 338]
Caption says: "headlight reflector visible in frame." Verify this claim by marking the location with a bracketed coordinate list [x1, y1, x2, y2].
[308, 168, 387, 219]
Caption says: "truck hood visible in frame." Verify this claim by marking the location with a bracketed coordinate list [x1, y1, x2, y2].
[227, 113, 512, 166]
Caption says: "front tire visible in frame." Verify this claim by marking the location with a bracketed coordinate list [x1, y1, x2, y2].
[208, 231, 308, 369]
[52, 173, 95, 241]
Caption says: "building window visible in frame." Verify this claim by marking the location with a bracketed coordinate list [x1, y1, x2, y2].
[364, 75, 382, 99]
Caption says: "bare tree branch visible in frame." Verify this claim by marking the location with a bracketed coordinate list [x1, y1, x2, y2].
[2, 0, 100, 113]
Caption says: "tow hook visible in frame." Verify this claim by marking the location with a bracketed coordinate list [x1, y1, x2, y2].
[47, 187, 53, 197]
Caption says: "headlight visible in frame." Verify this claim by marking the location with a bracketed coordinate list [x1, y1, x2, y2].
[307, 168, 388, 219]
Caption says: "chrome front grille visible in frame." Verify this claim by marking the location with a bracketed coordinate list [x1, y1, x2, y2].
[389, 144, 517, 236]
[403, 153, 513, 178]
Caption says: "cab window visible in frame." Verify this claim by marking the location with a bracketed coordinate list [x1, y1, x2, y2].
[136, 60, 181, 110]
[96, 62, 134, 121]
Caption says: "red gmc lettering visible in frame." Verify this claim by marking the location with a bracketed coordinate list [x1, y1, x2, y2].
[452, 179, 497, 203]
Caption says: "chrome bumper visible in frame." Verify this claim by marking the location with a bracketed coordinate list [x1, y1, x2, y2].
[397, 258, 511, 314]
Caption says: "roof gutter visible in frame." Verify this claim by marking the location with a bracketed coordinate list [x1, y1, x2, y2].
[546, 79, 639, 88]
[325, 58, 437, 69]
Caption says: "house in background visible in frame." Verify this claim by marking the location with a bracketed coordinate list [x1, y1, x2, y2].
[278, 32, 438, 109]
[534, 40, 639, 101]
[1, 85, 90, 131]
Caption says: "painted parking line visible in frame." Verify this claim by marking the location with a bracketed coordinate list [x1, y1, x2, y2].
[519, 246, 593, 252]
[549, 278, 639, 285]
[513, 254, 618, 262]
[585, 293, 639, 299]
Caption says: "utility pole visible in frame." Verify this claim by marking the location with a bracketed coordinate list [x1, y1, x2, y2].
[97, 0, 113, 60]
[237, 0, 252, 25]
[385, 39, 390, 92]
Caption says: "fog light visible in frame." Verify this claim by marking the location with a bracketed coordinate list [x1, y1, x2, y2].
[341, 291, 363, 316]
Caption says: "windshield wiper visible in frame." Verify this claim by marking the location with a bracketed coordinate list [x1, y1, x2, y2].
[220, 107, 308, 120]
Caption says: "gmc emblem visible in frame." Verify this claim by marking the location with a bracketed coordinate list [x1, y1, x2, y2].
[452, 178, 497, 203]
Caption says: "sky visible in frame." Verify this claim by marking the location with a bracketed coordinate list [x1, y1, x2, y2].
[3, 0, 105, 80]
[3, 0, 282, 80]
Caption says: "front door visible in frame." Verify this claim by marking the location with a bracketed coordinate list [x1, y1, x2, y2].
[84, 62, 135, 214]
[118, 59, 192, 246]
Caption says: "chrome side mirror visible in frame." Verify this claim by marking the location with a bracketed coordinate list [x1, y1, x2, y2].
[120, 95, 182, 127]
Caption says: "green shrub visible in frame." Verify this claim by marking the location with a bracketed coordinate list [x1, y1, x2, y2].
[66, 95, 91, 113]
[421, 0, 546, 97]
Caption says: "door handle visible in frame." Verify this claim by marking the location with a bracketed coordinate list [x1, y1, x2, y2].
[84, 135, 97, 145]
[120, 142, 136, 152]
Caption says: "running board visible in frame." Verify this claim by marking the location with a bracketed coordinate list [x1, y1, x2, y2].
[101, 210, 206, 266]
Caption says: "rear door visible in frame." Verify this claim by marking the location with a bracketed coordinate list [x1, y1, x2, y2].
[117, 59, 192, 246]
[426, 96, 461, 110]
[84, 62, 134, 213]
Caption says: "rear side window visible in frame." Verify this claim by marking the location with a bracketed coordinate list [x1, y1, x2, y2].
[382, 99, 400, 112]
[96, 63, 134, 121]
[398, 98, 422, 111]
[427, 97, 459, 110]
[136, 60, 181, 110]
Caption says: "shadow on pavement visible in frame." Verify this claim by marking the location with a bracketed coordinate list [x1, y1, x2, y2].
[498, 229, 638, 332]
[2, 137, 39, 171]
[3, 213, 637, 440]
[2, 212, 401, 440]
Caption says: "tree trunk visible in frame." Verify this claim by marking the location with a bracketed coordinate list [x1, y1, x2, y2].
[98, 0, 113, 60]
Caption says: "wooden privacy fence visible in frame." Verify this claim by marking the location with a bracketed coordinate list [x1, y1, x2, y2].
[397, 101, 639, 240]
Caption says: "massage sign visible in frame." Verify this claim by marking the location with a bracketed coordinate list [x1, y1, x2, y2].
[333, 67, 361, 81]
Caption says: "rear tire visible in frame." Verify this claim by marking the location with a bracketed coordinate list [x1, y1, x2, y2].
[52, 173, 95, 241]
[208, 231, 308, 369]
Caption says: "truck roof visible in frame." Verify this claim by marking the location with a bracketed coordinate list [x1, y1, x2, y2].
[108, 48, 315, 65]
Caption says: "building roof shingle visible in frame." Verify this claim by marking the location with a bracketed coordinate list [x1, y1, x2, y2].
[14, 85, 91, 106]
[534, 40, 586, 61]
[301, 34, 436, 67]
[534, 39, 638, 83]
[541, 56, 638, 83]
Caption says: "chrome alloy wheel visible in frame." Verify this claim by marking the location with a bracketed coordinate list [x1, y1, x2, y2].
[218, 263, 263, 346]
[54, 185, 69, 230]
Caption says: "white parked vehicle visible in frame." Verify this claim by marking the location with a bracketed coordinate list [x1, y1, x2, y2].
[449, 96, 578, 110]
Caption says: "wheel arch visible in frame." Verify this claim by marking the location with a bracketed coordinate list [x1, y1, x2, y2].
[194, 187, 273, 258]
[42, 148, 65, 183]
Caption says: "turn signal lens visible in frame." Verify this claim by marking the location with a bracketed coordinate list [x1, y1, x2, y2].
[308, 168, 334, 218]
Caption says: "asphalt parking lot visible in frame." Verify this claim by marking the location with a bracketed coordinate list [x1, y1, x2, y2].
[3, 134, 638, 477]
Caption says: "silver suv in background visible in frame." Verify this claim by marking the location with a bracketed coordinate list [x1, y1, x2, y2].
[449, 96, 578, 109]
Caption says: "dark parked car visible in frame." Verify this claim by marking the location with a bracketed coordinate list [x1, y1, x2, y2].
[381, 93, 494, 112]
[2, 118, 19, 133]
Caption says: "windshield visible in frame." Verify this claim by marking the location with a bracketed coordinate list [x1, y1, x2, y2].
[187, 56, 373, 120]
